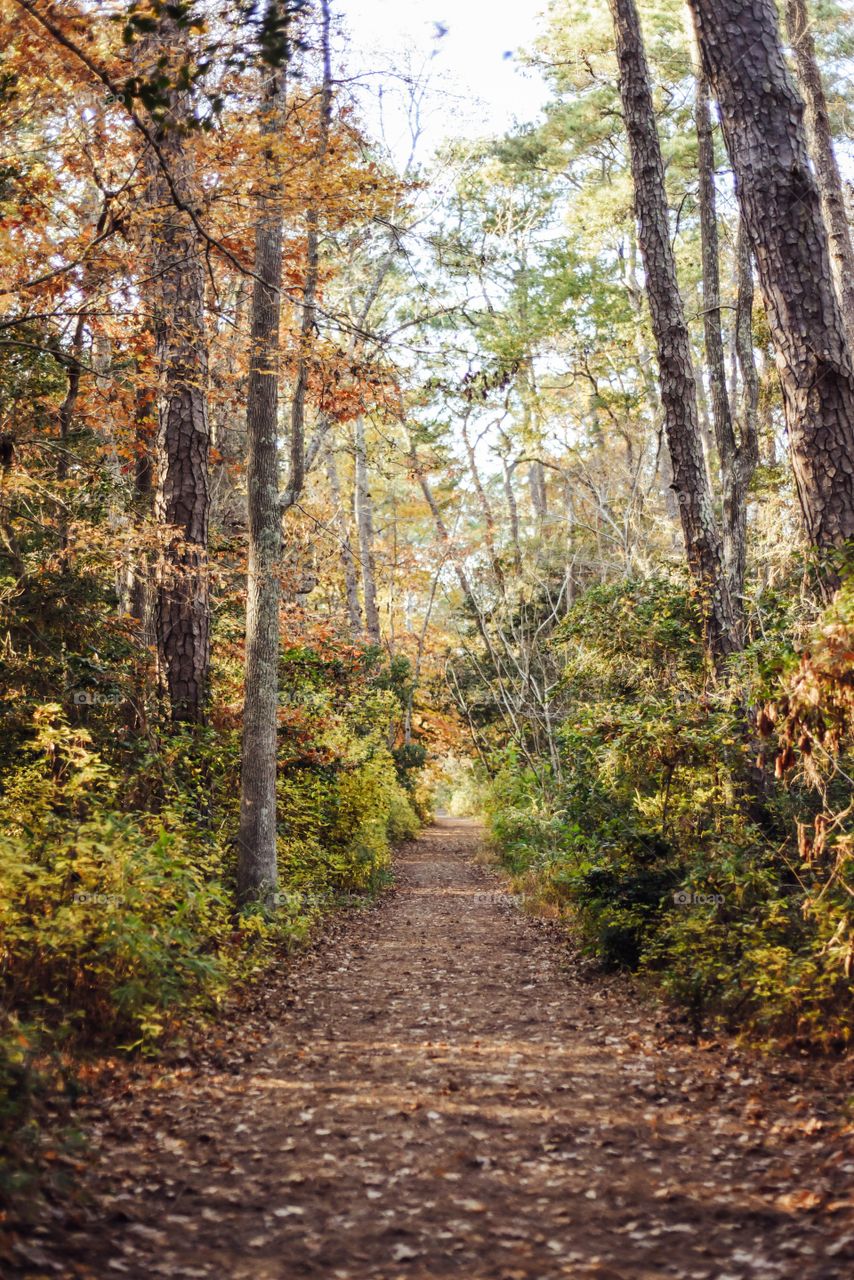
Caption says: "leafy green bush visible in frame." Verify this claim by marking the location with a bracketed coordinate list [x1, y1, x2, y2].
[485, 574, 853, 1047]
[0, 709, 234, 1047]
[0, 642, 426, 1184]
[386, 786, 421, 842]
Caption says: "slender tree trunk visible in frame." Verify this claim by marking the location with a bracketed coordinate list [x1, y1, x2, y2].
[528, 461, 548, 526]
[404, 560, 442, 746]
[497, 432, 523, 573]
[236, 54, 288, 910]
[730, 221, 761, 605]
[326, 439, 362, 633]
[288, 0, 332, 503]
[504, 462, 523, 574]
[695, 70, 733, 473]
[693, 373, 717, 492]
[354, 417, 380, 644]
[625, 237, 685, 523]
[461, 415, 504, 592]
[520, 358, 548, 529]
[784, 0, 854, 356]
[689, 0, 854, 555]
[609, 0, 736, 659]
[694, 70, 759, 626]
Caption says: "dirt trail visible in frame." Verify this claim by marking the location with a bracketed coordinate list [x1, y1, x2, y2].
[14, 819, 854, 1279]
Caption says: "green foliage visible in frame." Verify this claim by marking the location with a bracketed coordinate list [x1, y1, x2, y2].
[485, 575, 853, 1048]
[484, 756, 572, 875]
[0, 639, 425, 1185]
[0, 708, 234, 1048]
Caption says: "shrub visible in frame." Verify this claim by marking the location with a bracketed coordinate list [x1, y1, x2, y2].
[0, 710, 234, 1046]
[485, 575, 853, 1047]
[0, 646, 426, 1184]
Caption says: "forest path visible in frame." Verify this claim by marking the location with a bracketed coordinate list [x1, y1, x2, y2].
[22, 819, 853, 1279]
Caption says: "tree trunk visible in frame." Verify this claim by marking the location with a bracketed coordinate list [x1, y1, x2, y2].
[784, 0, 854, 357]
[288, 0, 332, 503]
[730, 221, 761, 606]
[693, 371, 717, 493]
[236, 56, 288, 910]
[142, 19, 210, 724]
[624, 236, 685, 524]
[354, 417, 381, 645]
[128, 96, 160, 648]
[504, 462, 523, 574]
[609, 0, 736, 659]
[326, 439, 362, 633]
[461, 414, 504, 593]
[497, 431, 523, 573]
[694, 69, 759, 627]
[528, 461, 548, 525]
[689, 0, 854, 555]
[695, 70, 733, 476]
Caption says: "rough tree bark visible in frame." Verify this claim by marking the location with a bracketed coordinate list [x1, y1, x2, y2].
[688, 0, 854, 555]
[137, 16, 211, 724]
[624, 236, 686, 524]
[608, 0, 736, 659]
[236, 47, 288, 909]
[695, 69, 758, 625]
[784, 0, 854, 357]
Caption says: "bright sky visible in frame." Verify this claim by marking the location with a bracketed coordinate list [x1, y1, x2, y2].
[336, 0, 549, 159]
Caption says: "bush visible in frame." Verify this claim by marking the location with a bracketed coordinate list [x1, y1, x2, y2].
[0, 641, 426, 1185]
[0, 710, 235, 1047]
[485, 575, 853, 1047]
[386, 786, 421, 842]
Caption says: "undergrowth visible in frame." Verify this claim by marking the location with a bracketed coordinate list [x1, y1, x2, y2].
[0, 637, 425, 1198]
[484, 574, 853, 1050]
